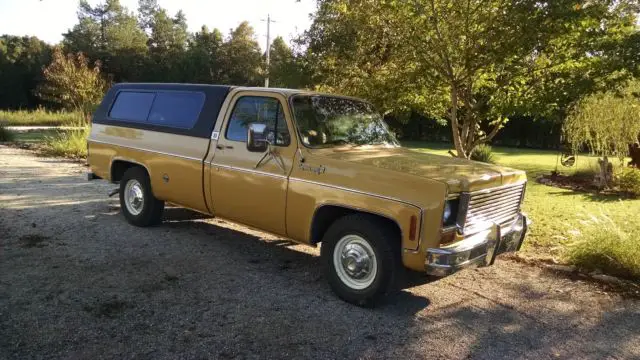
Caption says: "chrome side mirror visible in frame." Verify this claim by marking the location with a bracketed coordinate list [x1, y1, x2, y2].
[247, 123, 269, 152]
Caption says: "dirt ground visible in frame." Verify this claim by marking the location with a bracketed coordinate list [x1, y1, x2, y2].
[1, 145, 639, 360]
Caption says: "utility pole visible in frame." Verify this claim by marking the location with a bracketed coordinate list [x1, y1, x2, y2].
[261, 14, 276, 88]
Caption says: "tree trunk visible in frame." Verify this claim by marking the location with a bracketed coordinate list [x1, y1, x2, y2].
[449, 84, 468, 159]
[596, 156, 613, 189]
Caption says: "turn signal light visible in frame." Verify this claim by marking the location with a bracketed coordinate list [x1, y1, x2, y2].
[409, 215, 417, 241]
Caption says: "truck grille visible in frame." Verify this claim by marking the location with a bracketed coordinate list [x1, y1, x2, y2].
[461, 183, 525, 234]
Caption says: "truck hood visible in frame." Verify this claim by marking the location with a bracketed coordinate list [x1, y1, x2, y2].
[312, 146, 526, 193]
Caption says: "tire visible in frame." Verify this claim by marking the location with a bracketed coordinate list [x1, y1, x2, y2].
[320, 213, 401, 307]
[119, 167, 164, 227]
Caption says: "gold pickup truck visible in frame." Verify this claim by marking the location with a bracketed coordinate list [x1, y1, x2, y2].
[87, 83, 529, 306]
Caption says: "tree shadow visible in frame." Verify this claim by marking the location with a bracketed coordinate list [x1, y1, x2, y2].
[547, 189, 631, 203]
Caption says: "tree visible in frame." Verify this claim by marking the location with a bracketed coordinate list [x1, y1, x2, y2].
[137, 0, 160, 33]
[220, 22, 263, 86]
[38, 48, 107, 119]
[0, 35, 52, 109]
[269, 36, 309, 88]
[564, 81, 640, 188]
[143, 5, 191, 81]
[185, 26, 225, 83]
[63, 0, 148, 82]
[303, 0, 640, 158]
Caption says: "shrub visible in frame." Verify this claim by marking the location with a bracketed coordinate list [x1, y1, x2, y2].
[565, 213, 640, 279]
[470, 144, 495, 163]
[615, 167, 640, 196]
[0, 123, 14, 142]
[43, 126, 89, 159]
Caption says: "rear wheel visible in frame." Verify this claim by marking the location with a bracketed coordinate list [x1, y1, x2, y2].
[321, 214, 401, 306]
[119, 167, 164, 227]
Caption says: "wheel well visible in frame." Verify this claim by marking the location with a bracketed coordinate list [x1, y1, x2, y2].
[310, 205, 402, 244]
[111, 160, 144, 183]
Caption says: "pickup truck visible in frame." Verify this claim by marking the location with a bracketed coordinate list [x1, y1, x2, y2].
[87, 83, 529, 306]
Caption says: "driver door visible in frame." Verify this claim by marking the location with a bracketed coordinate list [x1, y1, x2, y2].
[208, 92, 295, 236]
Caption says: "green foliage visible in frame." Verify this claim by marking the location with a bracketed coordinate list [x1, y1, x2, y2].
[269, 36, 311, 89]
[470, 144, 495, 164]
[0, 109, 84, 126]
[37, 48, 107, 119]
[43, 126, 90, 159]
[219, 22, 263, 86]
[615, 167, 640, 196]
[0, 35, 52, 109]
[565, 213, 640, 279]
[565, 80, 640, 160]
[303, 0, 640, 158]
[0, 123, 14, 142]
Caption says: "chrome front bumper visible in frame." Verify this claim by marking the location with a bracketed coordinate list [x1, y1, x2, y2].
[426, 214, 529, 277]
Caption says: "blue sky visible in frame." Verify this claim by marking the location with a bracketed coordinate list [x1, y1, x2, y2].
[0, 0, 316, 49]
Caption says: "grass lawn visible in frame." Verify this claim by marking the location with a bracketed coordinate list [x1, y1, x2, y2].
[11, 129, 70, 143]
[405, 141, 640, 270]
[0, 109, 84, 126]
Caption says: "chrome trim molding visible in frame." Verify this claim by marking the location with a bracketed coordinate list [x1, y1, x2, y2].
[211, 163, 288, 179]
[89, 138, 203, 162]
[467, 181, 527, 195]
[426, 214, 528, 276]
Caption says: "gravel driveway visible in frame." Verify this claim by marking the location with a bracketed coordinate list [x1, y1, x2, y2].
[1, 145, 639, 360]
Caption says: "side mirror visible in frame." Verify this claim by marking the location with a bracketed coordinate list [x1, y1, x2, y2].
[247, 123, 269, 152]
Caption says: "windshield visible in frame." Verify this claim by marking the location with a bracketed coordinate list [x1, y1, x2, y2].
[291, 95, 399, 148]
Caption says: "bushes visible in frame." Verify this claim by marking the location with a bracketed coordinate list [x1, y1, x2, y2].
[0, 123, 14, 142]
[470, 144, 495, 163]
[0, 123, 13, 141]
[615, 167, 640, 196]
[565, 214, 640, 279]
[0, 109, 84, 126]
[43, 126, 89, 159]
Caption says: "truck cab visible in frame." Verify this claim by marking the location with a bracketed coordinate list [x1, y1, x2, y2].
[88, 83, 529, 306]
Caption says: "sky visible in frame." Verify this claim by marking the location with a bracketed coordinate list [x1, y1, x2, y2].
[0, 0, 316, 50]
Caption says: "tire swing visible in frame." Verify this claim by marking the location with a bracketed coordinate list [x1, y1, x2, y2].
[554, 136, 577, 175]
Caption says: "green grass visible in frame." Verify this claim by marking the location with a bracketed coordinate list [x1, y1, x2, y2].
[0, 109, 84, 126]
[42, 126, 89, 159]
[564, 214, 640, 279]
[11, 129, 72, 143]
[406, 141, 640, 278]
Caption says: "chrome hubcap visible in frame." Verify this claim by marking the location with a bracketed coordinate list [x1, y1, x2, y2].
[124, 179, 144, 216]
[333, 235, 377, 290]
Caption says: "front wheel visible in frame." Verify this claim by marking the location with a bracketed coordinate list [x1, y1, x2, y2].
[321, 214, 401, 306]
[119, 167, 164, 227]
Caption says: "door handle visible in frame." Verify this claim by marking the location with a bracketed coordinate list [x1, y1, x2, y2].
[216, 145, 234, 150]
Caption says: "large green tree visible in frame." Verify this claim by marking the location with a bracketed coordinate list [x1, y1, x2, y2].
[269, 36, 310, 88]
[0, 35, 52, 109]
[304, 0, 640, 158]
[220, 22, 263, 86]
[184, 25, 225, 83]
[63, 0, 148, 82]
[564, 80, 640, 188]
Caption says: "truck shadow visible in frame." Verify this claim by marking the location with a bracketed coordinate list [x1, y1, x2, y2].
[160, 206, 433, 314]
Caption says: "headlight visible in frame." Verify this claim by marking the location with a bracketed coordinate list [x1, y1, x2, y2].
[443, 198, 460, 226]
